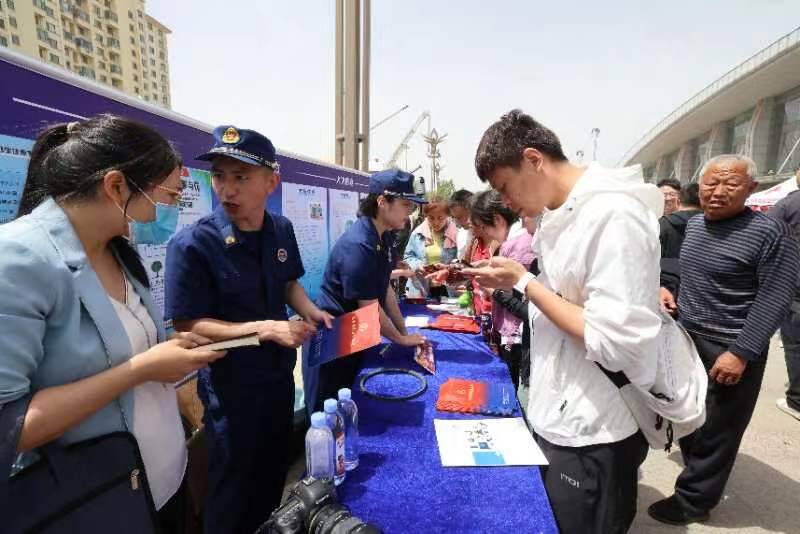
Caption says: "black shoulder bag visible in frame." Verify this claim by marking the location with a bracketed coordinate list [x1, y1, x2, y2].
[0, 395, 159, 534]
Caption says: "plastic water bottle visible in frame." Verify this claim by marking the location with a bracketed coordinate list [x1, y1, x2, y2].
[305, 412, 335, 482]
[337, 388, 359, 471]
[324, 399, 346, 486]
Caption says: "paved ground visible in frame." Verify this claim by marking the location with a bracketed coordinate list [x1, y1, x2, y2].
[631, 336, 800, 534]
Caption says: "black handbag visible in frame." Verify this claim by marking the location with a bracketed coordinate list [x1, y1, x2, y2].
[0, 395, 160, 534]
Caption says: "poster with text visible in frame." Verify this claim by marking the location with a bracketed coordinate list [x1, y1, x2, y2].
[282, 183, 329, 301]
[328, 188, 359, 251]
[0, 135, 34, 223]
[137, 166, 214, 316]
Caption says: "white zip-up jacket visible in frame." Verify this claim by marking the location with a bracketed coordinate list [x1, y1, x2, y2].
[527, 163, 663, 447]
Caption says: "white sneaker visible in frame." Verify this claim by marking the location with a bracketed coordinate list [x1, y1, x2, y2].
[776, 398, 800, 421]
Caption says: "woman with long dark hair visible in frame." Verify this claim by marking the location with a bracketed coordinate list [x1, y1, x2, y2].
[0, 115, 224, 531]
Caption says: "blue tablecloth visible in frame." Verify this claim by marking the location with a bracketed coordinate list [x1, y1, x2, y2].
[337, 305, 558, 534]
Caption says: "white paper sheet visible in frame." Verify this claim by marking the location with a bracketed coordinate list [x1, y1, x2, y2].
[405, 315, 430, 328]
[434, 418, 549, 467]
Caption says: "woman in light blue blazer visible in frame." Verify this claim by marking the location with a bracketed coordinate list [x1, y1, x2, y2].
[0, 115, 224, 531]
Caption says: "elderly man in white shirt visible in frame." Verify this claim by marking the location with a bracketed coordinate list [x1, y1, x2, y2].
[465, 109, 663, 534]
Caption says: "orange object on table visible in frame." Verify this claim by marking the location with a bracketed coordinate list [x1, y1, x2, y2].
[426, 314, 481, 334]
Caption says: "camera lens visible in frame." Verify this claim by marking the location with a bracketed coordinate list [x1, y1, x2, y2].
[328, 515, 365, 534]
[309, 504, 351, 534]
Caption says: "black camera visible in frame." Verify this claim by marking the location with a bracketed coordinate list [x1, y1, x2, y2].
[257, 477, 381, 534]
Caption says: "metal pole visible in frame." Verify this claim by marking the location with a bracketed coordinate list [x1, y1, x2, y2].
[334, 0, 344, 165]
[370, 105, 408, 132]
[591, 128, 600, 161]
[360, 0, 371, 171]
[343, 0, 360, 168]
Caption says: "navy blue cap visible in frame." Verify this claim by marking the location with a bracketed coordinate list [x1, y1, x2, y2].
[197, 125, 280, 171]
[368, 169, 427, 204]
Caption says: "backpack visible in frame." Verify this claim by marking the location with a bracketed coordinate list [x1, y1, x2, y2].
[597, 308, 708, 451]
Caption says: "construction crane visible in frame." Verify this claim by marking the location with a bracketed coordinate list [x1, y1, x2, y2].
[385, 111, 430, 169]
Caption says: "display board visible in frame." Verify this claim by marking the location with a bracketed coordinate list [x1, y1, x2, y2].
[0, 51, 369, 308]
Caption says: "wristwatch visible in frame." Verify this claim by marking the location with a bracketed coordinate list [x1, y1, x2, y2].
[513, 272, 537, 297]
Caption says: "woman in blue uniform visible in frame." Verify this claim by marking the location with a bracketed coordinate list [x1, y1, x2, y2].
[304, 169, 428, 412]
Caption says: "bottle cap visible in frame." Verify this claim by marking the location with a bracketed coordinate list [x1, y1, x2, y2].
[324, 399, 338, 413]
[311, 412, 327, 427]
[338, 388, 352, 400]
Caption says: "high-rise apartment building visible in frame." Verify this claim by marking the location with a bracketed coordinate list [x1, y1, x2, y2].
[0, 0, 172, 108]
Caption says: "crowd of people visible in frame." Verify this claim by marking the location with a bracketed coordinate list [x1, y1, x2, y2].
[1, 109, 799, 534]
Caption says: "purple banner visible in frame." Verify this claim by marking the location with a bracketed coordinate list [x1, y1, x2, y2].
[0, 52, 369, 299]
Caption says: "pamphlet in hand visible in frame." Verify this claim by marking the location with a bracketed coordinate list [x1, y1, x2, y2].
[191, 333, 260, 352]
[414, 341, 436, 374]
[433, 418, 549, 467]
[304, 302, 381, 367]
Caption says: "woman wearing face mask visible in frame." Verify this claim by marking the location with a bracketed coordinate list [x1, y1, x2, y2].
[403, 197, 459, 299]
[0, 115, 225, 531]
[470, 190, 536, 392]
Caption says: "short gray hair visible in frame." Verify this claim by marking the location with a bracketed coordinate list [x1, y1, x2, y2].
[699, 154, 757, 181]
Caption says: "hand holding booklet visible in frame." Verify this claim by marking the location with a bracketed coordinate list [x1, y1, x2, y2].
[304, 302, 382, 367]
[191, 333, 261, 352]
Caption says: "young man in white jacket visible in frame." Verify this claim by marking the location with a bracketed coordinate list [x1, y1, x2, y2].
[465, 110, 663, 534]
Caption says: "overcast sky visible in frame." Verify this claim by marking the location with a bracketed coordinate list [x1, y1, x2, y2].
[148, 0, 800, 190]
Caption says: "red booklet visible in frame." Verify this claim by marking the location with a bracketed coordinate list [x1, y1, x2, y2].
[304, 302, 382, 367]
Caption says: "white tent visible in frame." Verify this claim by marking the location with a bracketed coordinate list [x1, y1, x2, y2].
[745, 176, 798, 212]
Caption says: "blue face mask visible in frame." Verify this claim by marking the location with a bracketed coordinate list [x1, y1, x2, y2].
[119, 186, 180, 245]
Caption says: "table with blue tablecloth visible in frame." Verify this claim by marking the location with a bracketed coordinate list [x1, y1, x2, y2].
[336, 304, 558, 534]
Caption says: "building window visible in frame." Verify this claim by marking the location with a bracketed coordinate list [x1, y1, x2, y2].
[0, 19, 4, 29]
[7, 0, 14, 10]
[12, 34, 20, 45]
[149, 46, 154, 54]
[129, 36, 134, 45]
[729, 114, 751, 156]
[149, 58, 154, 66]
[129, 23, 134, 31]
[777, 93, 800, 173]
[49, 53, 59, 64]
[692, 133, 711, 179]
[9, 16, 16, 27]
[0, 36, 7, 47]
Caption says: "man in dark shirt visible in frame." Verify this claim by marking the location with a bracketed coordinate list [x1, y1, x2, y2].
[659, 182, 702, 297]
[658, 177, 682, 216]
[651, 156, 800, 526]
[166, 126, 331, 533]
[768, 165, 800, 421]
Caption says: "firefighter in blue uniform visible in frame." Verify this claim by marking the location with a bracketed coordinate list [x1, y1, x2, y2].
[165, 126, 332, 534]
[304, 169, 428, 412]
